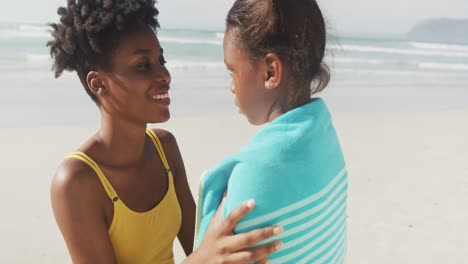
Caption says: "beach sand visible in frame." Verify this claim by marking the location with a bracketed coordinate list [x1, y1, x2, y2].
[0, 108, 467, 263]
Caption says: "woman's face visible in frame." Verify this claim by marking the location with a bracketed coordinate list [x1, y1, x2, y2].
[99, 25, 171, 124]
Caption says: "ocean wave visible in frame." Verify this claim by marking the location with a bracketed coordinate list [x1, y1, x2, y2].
[331, 57, 387, 65]
[166, 60, 225, 70]
[329, 44, 468, 58]
[0, 29, 50, 39]
[334, 68, 467, 77]
[418, 62, 468, 71]
[331, 57, 468, 71]
[159, 37, 222, 46]
[0, 24, 50, 39]
[216, 32, 225, 39]
[26, 53, 50, 62]
[18, 24, 49, 33]
[409, 42, 468, 52]
[0, 53, 50, 64]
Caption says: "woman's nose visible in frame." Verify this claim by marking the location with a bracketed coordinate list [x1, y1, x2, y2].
[157, 66, 171, 85]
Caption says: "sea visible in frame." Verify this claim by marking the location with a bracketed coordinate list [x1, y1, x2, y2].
[0, 22, 467, 127]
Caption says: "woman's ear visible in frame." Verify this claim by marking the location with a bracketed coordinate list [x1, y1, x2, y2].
[86, 71, 106, 96]
[263, 53, 283, 90]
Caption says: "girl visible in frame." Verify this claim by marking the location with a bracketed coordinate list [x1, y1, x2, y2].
[49, 0, 282, 263]
[195, 0, 348, 263]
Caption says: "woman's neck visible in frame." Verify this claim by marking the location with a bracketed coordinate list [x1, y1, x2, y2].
[96, 111, 148, 167]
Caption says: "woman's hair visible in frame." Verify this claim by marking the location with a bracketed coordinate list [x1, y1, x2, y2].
[47, 0, 160, 103]
[226, 0, 330, 96]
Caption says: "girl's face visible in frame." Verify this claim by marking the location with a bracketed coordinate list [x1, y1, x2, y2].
[99, 25, 171, 124]
[223, 29, 276, 125]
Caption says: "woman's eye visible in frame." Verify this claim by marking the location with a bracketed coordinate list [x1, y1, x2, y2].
[137, 62, 152, 69]
[159, 55, 167, 65]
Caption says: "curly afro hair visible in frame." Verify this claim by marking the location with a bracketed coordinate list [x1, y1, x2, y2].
[47, 0, 160, 103]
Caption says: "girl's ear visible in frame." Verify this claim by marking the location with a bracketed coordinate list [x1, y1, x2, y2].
[86, 71, 107, 96]
[263, 53, 283, 90]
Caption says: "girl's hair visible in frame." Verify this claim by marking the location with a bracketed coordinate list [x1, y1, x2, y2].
[226, 0, 330, 97]
[47, 0, 160, 103]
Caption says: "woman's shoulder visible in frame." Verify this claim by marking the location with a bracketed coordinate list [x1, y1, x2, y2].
[51, 156, 112, 245]
[150, 128, 177, 146]
[51, 156, 104, 205]
[54, 157, 97, 185]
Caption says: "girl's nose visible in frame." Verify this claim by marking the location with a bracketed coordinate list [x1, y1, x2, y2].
[230, 83, 235, 94]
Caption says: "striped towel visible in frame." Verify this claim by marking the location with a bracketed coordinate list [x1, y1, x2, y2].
[195, 98, 348, 263]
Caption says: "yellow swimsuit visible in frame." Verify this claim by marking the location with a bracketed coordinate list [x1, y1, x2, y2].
[66, 129, 182, 264]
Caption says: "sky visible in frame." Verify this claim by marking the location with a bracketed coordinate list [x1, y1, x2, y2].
[0, 0, 467, 37]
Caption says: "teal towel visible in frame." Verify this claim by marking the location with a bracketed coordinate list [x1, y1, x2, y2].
[195, 98, 348, 263]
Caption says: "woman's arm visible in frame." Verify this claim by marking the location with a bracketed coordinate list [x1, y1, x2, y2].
[155, 129, 196, 255]
[51, 160, 117, 264]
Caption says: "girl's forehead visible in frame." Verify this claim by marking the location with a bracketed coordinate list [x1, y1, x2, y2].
[224, 30, 244, 52]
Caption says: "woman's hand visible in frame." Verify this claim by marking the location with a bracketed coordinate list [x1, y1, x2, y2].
[185, 198, 283, 264]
